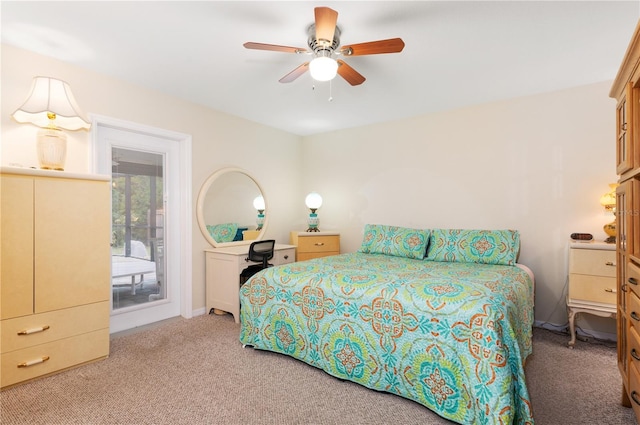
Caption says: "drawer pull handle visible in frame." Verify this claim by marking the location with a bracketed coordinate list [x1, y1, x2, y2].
[632, 311, 640, 322]
[314, 243, 325, 246]
[629, 277, 638, 286]
[17, 356, 50, 368]
[17, 325, 50, 335]
[623, 283, 629, 293]
[604, 288, 617, 293]
[632, 391, 640, 406]
[632, 348, 640, 362]
[284, 255, 289, 260]
[605, 261, 615, 266]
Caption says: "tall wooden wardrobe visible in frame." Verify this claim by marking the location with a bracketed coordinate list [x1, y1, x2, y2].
[0, 167, 111, 389]
[612, 20, 640, 421]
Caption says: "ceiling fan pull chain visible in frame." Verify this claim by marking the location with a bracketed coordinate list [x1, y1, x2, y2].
[328, 79, 333, 102]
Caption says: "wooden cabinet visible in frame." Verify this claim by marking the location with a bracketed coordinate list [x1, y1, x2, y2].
[205, 244, 295, 323]
[289, 231, 340, 261]
[566, 242, 616, 347]
[0, 168, 111, 389]
[611, 19, 640, 420]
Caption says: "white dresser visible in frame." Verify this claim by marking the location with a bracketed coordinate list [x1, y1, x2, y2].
[567, 241, 617, 347]
[205, 244, 295, 323]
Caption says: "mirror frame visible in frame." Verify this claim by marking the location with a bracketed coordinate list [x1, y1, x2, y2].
[196, 167, 268, 248]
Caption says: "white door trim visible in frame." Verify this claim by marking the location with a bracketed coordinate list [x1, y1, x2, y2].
[89, 114, 193, 325]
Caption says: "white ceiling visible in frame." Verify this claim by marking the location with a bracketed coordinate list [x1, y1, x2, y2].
[2, 1, 639, 136]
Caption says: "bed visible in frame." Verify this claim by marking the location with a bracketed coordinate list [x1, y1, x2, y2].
[239, 225, 535, 424]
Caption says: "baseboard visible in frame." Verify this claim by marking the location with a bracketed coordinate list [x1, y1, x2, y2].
[534, 320, 616, 343]
[192, 307, 207, 317]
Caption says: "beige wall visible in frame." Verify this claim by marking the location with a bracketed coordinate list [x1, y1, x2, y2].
[301, 81, 618, 336]
[2, 43, 619, 336]
[1, 44, 303, 314]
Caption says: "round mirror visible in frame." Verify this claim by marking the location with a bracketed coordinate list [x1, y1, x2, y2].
[196, 167, 268, 247]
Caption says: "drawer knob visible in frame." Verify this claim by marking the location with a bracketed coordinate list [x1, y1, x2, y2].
[17, 356, 50, 368]
[17, 325, 50, 335]
[604, 288, 617, 293]
[632, 311, 640, 322]
[605, 261, 615, 267]
[314, 242, 325, 246]
[632, 348, 640, 362]
[629, 277, 638, 286]
[632, 391, 640, 406]
[284, 255, 289, 259]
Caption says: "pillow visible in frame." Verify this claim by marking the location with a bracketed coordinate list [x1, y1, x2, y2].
[426, 228, 520, 266]
[206, 223, 239, 243]
[359, 224, 430, 260]
[234, 227, 248, 242]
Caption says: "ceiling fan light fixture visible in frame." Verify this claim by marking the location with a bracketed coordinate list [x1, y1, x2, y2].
[309, 56, 338, 81]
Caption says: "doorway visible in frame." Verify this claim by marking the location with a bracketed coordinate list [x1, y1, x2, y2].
[92, 116, 192, 333]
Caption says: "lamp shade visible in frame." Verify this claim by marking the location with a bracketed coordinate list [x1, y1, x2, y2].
[309, 57, 338, 82]
[253, 196, 265, 211]
[305, 192, 323, 210]
[599, 183, 619, 209]
[12, 76, 90, 130]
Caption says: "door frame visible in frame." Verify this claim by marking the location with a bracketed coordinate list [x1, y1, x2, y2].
[90, 114, 193, 328]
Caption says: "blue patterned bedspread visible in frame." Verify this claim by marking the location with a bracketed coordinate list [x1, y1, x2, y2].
[239, 252, 535, 424]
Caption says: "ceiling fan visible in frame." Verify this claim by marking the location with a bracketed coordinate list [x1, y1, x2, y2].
[243, 6, 405, 86]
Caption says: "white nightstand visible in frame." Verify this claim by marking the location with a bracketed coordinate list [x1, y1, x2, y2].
[566, 241, 617, 347]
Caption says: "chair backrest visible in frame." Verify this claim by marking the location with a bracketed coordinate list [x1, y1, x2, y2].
[247, 239, 275, 268]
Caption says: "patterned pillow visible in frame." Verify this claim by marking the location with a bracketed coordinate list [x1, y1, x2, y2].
[206, 223, 239, 243]
[426, 228, 520, 265]
[359, 224, 430, 260]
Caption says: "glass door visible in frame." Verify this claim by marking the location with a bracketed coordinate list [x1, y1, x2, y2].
[95, 121, 185, 334]
[111, 148, 165, 310]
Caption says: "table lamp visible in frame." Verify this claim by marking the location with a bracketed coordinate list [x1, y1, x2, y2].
[305, 192, 323, 232]
[12, 76, 91, 171]
[600, 183, 618, 243]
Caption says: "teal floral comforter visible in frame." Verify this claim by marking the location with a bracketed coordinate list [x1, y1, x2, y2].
[239, 252, 535, 424]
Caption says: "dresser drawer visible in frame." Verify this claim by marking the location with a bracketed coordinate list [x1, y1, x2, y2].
[1, 301, 109, 353]
[630, 361, 640, 419]
[567, 275, 616, 306]
[569, 248, 616, 277]
[630, 325, 640, 370]
[1, 328, 109, 388]
[628, 262, 640, 298]
[629, 290, 640, 330]
[297, 235, 340, 254]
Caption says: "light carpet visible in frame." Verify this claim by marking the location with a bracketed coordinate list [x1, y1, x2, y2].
[0, 314, 637, 425]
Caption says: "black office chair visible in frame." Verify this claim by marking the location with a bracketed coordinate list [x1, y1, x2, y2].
[240, 239, 275, 286]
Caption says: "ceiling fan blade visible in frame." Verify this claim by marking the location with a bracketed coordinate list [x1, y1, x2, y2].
[243, 42, 307, 54]
[279, 62, 310, 83]
[336, 60, 365, 86]
[314, 7, 338, 45]
[340, 38, 405, 56]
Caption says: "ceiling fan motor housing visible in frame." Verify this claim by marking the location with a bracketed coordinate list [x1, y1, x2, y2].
[307, 24, 341, 56]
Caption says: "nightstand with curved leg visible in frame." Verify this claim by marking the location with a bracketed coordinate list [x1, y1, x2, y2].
[566, 241, 617, 348]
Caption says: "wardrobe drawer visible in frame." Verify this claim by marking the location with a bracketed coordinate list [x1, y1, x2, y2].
[1, 328, 109, 388]
[1, 301, 109, 353]
[569, 248, 616, 277]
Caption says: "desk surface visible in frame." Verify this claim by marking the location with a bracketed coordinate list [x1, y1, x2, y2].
[204, 243, 295, 256]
